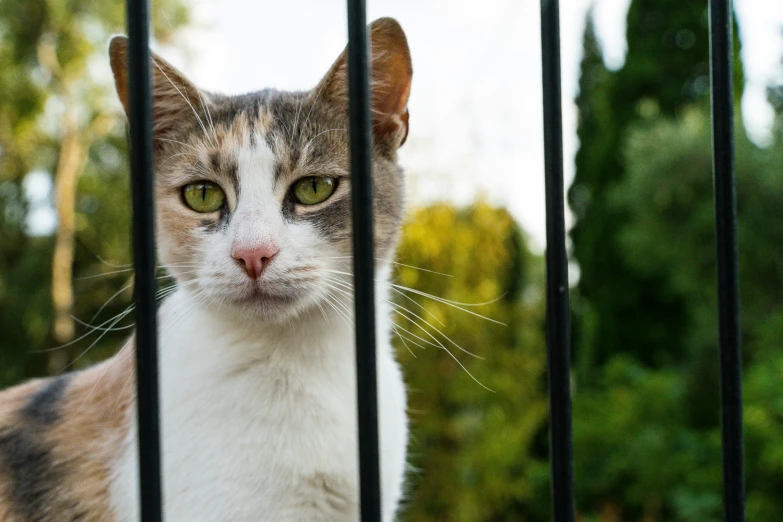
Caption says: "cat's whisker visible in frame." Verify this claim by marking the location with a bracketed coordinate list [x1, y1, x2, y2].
[75, 268, 135, 281]
[389, 324, 417, 358]
[323, 276, 354, 293]
[87, 286, 210, 415]
[290, 95, 305, 144]
[73, 264, 199, 281]
[323, 274, 472, 332]
[159, 150, 200, 169]
[323, 289, 353, 322]
[87, 281, 136, 323]
[300, 78, 328, 134]
[93, 254, 132, 269]
[320, 268, 354, 277]
[74, 337, 134, 415]
[194, 86, 218, 145]
[322, 285, 355, 315]
[388, 260, 454, 278]
[33, 302, 135, 354]
[155, 269, 204, 281]
[325, 275, 440, 335]
[323, 269, 498, 315]
[390, 301, 483, 359]
[315, 256, 454, 279]
[152, 58, 215, 148]
[110, 355, 136, 414]
[155, 137, 199, 152]
[63, 308, 135, 369]
[74, 265, 201, 282]
[389, 321, 438, 352]
[44, 279, 194, 356]
[323, 277, 477, 359]
[315, 300, 330, 324]
[301, 128, 347, 152]
[390, 307, 493, 392]
[71, 315, 135, 333]
[320, 290, 353, 328]
[388, 286, 446, 328]
[323, 276, 487, 384]
[323, 275, 467, 354]
[159, 8, 175, 31]
[397, 288, 508, 308]
[390, 284, 506, 325]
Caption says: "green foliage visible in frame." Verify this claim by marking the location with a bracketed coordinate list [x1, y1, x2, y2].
[394, 202, 550, 521]
[573, 357, 723, 522]
[1, 2, 782, 520]
[0, 0, 190, 385]
[569, 350, 783, 522]
[569, 1, 744, 374]
[565, 1, 783, 518]
[613, 109, 783, 366]
[567, 86, 783, 522]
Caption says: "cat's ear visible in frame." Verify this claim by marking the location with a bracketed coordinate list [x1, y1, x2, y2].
[109, 36, 209, 143]
[317, 17, 413, 150]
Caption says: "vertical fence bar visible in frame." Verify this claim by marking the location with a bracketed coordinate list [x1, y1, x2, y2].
[540, 0, 576, 520]
[346, 1, 382, 521]
[709, 0, 746, 520]
[126, 0, 164, 519]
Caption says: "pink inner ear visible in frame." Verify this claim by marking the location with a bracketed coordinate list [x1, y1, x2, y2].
[370, 43, 412, 145]
[373, 65, 411, 118]
[314, 18, 412, 146]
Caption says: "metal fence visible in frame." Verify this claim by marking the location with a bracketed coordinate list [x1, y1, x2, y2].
[124, 0, 745, 520]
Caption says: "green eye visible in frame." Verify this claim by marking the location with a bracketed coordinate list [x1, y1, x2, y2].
[293, 177, 336, 205]
[183, 182, 226, 213]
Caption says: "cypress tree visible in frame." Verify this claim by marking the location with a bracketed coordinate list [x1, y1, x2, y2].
[569, 0, 744, 373]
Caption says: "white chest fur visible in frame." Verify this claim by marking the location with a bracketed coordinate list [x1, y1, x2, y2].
[111, 286, 408, 521]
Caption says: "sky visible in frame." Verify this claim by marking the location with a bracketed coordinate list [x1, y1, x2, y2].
[24, 0, 783, 248]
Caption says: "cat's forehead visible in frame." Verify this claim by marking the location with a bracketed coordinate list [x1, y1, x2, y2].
[167, 90, 349, 182]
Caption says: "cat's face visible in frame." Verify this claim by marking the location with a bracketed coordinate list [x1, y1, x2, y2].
[110, 18, 412, 322]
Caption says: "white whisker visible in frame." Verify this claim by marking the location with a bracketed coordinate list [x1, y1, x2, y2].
[152, 58, 215, 147]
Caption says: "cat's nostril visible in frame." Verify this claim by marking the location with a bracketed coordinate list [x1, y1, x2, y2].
[232, 244, 279, 280]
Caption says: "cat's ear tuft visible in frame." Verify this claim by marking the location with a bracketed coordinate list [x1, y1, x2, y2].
[317, 17, 413, 151]
[109, 36, 210, 144]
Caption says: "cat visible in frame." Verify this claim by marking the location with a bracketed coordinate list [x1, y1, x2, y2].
[0, 17, 412, 521]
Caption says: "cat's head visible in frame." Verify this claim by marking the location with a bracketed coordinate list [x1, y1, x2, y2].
[109, 18, 412, 322]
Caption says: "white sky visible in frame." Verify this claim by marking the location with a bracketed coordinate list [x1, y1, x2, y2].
[28, 0, 783, 246]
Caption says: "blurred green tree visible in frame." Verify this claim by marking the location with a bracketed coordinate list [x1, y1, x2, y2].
[0, 0, 190, 385]
[567, 104, 783, 521]
[394, 201, 550, 522]
[569, 0, 744, 374]
[769, 41, 783, 142]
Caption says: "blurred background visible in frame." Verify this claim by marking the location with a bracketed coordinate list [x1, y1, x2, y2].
[0, 0, 782, 520]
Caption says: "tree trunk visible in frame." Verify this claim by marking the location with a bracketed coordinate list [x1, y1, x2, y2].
[49, 107, 87, 374]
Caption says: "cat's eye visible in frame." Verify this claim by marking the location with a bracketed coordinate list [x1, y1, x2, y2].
[293, 176, 336, 205]
[183, 182, 226, 213]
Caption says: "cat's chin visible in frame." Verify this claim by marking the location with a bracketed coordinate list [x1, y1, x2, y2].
[220, 287, 315, 322]
[233, 292, 298, 309]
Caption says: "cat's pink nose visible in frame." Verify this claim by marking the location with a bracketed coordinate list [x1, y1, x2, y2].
[232, 244, 279, 280]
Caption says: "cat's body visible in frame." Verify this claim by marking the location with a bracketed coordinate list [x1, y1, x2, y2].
[0, 18, 413, 521]
[113, 284, 407, 521]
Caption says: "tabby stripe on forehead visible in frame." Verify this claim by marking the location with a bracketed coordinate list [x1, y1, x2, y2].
[199, 152, 240, 200]
[210, 151, 221, 171]
[0, 377, 72, 520]
[228, 160, 239, 198]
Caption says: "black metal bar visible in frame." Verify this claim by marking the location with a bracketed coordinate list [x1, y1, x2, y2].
[126, 0, 163, 519]
[709, 1, 746, 520]
[346, 1, 381, 521]
[540, 0, 576, 520]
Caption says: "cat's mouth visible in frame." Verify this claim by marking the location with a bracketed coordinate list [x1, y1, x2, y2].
[233, 286, 299, 305]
